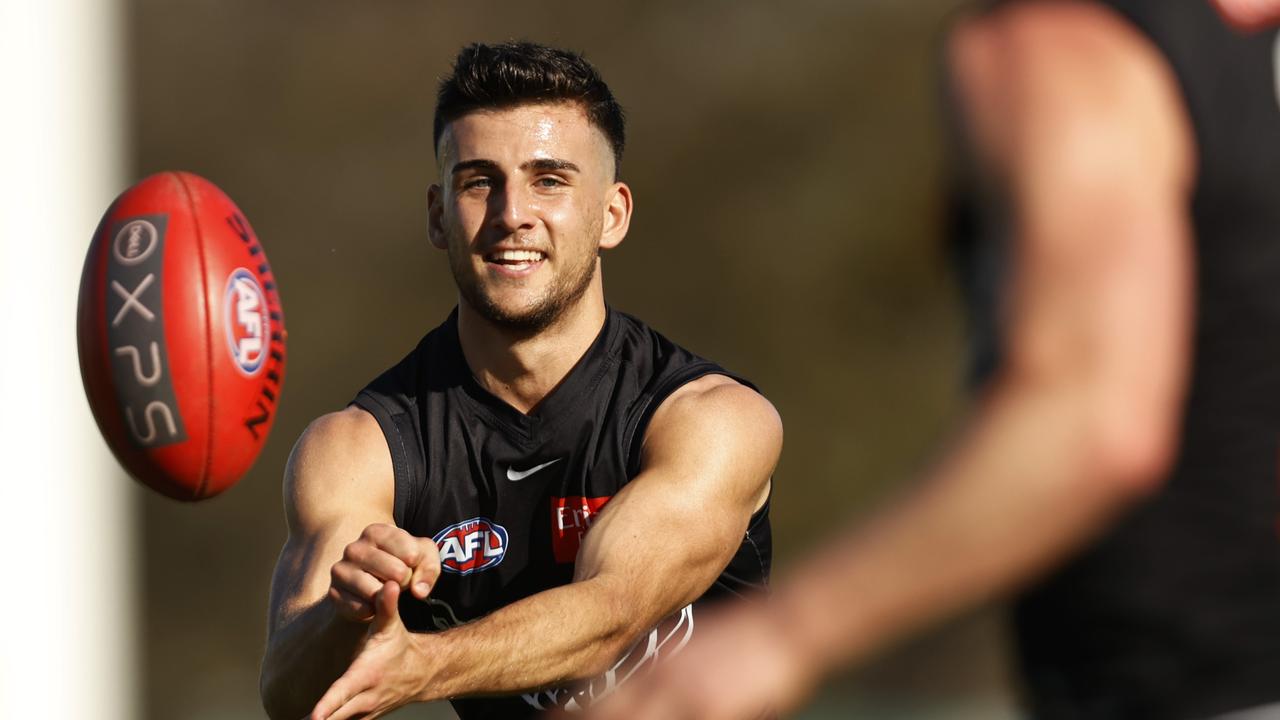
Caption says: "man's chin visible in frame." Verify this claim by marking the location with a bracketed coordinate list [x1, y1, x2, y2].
[467, 297, 561, 335]
[1211, 0, 1280, 31]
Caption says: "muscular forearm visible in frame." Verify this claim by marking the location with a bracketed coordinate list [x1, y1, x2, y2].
[414, 577, 641, 702]
[261, 600, 367, 719]
[777, 378, 1171, 675]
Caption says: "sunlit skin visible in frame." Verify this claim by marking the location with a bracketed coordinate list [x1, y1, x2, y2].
[428, 102, 632, 413]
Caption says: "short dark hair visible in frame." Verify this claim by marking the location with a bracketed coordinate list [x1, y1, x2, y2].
[434, 41, 626, 177]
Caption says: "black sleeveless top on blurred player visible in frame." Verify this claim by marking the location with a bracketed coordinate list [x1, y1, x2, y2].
[950, 2, 1280, 718]
[352, 307, 772, 719]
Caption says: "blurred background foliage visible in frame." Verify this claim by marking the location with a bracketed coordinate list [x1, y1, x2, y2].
[129, 1, 1020, 717]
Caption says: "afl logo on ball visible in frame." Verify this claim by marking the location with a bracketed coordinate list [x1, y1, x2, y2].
[224, 268, 270, 376]
[434, 518, 509, 575]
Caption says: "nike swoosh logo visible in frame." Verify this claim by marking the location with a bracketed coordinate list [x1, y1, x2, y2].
[506, 458, 563, 482]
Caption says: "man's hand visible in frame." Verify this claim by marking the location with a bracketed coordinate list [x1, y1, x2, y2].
[585, 602, 817, 720]
[310, 582, 429, 720]
[329, 523, 441, 622]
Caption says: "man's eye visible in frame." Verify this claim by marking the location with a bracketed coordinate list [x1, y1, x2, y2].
[463, 178, 493, 190]
[536, 177, 565, 188]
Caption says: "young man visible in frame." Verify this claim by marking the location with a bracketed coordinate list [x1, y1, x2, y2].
[590, 1, 1280, 719]
[258, 42, 780, 720]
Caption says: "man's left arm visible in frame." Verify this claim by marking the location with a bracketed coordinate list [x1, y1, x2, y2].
[309, 375, 781, 719]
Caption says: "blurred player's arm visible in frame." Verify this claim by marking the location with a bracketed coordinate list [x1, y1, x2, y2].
[310, 375, 779, 716]
[260, 408, 437, 720]
[778, 1, 1196, 679]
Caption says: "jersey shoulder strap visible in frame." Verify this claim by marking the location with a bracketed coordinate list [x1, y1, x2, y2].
[611, 312, 758, 478]
[350, 318, 459, 527]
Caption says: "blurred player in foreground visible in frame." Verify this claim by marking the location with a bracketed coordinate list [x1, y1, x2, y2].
[258, 42, 780, 720]
[589, 1, 1280, 718]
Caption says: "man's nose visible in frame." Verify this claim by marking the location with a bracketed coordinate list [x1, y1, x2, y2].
[489, 182, 536, 233]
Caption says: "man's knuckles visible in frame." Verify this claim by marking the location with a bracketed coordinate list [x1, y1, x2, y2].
[416, 542, 442, 573]
[400, 544, 424, 568]
[327, 586, 374, 621]
[331, 556, 396, 596]
[360, 522, 395, 540]
[343, 526, 440, 598]
[343, 541, 412, 580]
[360, 523, 432, 565]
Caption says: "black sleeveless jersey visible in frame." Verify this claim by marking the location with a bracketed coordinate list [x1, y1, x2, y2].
[950, 2, 1280, 717]
[352, 307, 772, 719]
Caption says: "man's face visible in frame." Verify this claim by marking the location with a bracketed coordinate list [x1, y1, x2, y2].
[429, 102, 629, 333]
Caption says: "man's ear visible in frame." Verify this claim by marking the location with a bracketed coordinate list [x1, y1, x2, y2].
[599, 182, 633, 251]
[427, 184, 447, 250]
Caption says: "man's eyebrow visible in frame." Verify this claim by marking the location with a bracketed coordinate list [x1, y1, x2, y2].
[449, 158, 581, 176]
[522, 158, 580, 173]
[450, 159, 500, 176]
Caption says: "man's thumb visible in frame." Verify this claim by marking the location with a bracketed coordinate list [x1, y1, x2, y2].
[410, 537, 441, 600]
[372, 581, 402, 634]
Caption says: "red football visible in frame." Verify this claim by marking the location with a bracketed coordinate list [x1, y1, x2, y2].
[77, 172, 286, 501]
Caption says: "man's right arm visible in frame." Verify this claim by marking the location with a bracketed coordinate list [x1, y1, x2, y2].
[259, 407, 438, 720]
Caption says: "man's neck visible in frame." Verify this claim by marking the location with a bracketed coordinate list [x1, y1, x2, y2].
[456, 293, 607, 415]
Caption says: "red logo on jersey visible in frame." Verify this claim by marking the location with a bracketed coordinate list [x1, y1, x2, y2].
[551, 496, 612, 563]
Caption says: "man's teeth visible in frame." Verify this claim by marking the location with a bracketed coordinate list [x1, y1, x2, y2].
[490, 250, 546, 264]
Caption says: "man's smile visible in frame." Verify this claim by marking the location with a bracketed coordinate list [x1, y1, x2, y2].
[484, 248, 548, 276]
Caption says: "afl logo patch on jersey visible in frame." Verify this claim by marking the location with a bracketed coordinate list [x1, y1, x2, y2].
[224, 268, 269, 376]
[434, 517, 509, 575]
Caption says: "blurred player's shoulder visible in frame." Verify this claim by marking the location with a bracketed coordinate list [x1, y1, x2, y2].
[947, 0, 1193, 187]
[950, 0, 1156, 57]
[283, 407, 393, 528]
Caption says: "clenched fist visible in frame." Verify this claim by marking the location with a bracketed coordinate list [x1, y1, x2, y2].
[329, 523, 441, 622]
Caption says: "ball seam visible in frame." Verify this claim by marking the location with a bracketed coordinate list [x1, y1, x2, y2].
[173, 171, 214, 501]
